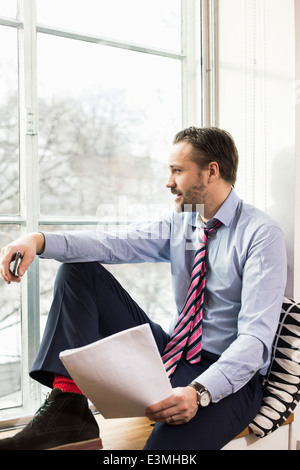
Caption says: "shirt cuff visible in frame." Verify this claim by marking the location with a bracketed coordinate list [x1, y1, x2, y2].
[194, 366, 233, 403]
[39, 232, 66, 261]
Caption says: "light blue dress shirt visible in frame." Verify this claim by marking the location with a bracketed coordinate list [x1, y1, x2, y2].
[40, 189, 287, 402]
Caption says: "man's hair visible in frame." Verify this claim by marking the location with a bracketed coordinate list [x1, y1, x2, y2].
[173, 126, 239, 187]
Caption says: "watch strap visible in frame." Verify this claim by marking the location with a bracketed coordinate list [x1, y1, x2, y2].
[188, 381, 211, 407]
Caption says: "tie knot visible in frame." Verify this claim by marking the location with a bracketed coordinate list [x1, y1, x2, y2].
[201, 219, 222, 241]
[207, 218, 222, 233]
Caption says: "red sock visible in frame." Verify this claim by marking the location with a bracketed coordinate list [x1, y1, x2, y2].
[53, 374, 83, 395]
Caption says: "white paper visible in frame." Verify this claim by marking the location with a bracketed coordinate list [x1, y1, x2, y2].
[59, 324, 172, 418]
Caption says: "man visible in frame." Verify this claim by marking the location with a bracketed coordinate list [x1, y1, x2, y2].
[0, 127, 287, 450]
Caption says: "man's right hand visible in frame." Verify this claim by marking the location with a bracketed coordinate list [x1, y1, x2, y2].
[0, 232, 45, 284]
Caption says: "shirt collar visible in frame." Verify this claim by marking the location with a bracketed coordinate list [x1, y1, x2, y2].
[195, 188, 240, 228]
[213, 188, 240, 227]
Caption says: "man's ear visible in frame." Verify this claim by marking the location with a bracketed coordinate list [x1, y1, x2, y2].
[208, 162, 219, 180]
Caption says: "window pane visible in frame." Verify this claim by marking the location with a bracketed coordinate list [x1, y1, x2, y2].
[0, 0, 16, 18]
[0, 226, 22, 410]
[36, 0, 181, 51]
[0, 27, 19, 216]
[39, 225, 175, 335]
[38, 35, 181, 217]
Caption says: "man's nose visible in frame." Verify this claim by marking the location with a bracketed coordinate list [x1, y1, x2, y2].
[166, 174, 176, 188]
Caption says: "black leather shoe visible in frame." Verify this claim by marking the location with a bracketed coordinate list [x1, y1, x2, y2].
[0, 388, 102, 450]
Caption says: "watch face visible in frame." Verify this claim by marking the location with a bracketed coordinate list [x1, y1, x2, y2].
[200, 392, 211, 407]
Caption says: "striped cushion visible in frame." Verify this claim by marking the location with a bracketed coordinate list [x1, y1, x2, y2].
[249, 297, 300, 437]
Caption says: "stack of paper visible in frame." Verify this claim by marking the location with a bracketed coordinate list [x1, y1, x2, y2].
[59, 324, 172, 418]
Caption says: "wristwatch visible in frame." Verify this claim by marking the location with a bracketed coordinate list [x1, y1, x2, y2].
[188, 381, 212, 407]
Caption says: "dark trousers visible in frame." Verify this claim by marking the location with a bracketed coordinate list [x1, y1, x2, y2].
[30, 262, 263, 450]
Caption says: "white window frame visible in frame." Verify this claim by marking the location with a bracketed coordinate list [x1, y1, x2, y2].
[0, 0, 216, 426]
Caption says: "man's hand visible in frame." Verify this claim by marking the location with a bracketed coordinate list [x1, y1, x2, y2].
[0, 232, 45, 284]
[145, 386, 198, 425]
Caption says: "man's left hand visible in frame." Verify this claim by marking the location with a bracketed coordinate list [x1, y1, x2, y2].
[145, 386, 198, 425]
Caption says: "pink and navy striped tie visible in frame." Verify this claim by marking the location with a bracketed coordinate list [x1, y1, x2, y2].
[162, 219, 222, 379]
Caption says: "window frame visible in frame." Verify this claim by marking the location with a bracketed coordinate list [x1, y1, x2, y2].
[0, 0, 215, 426]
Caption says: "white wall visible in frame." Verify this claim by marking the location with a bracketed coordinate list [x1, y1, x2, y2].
[217, 0, 295, 295]
[292, 0, 300, 450]
[294, 1, 300, 301]
[217, 0, 299, 449]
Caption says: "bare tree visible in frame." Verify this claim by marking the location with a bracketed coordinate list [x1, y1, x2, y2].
[0, 90, 174, 378]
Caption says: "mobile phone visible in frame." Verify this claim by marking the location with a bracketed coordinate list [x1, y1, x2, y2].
[10, 251, 22, 276]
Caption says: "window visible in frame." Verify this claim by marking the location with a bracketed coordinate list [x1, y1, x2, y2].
[0, 0, 204, 424]
[0, 1, 22, 416]
[36, 0, 182, 51]
[37, 35, 181, 217]
[0, 26, 19, 215]
[0, 0, 16, 18]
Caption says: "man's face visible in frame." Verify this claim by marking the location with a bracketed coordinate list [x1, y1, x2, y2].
[166, 141, 209, 212]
